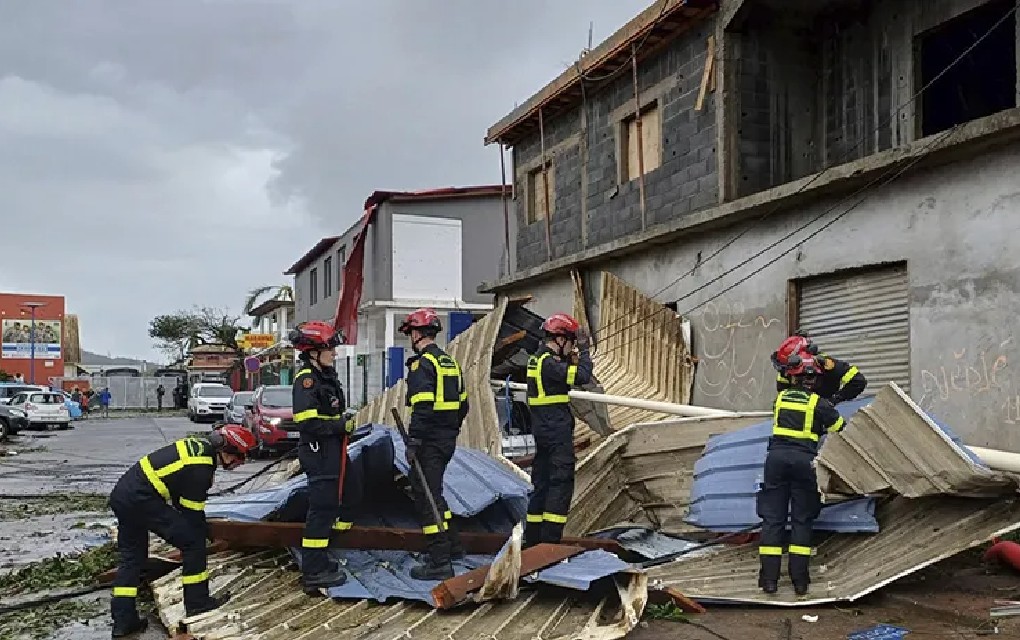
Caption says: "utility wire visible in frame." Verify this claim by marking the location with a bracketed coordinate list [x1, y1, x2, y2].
[592, 2, 1018, 345]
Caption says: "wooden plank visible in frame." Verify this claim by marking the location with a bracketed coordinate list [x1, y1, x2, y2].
[695, 35, 717, 111]
[431, 543, 585, 609]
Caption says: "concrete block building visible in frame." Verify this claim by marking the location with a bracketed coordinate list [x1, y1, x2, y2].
[482, 0, 1020, 449]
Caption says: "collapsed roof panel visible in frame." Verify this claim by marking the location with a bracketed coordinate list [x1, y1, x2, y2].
[647, 383, 1020, 605]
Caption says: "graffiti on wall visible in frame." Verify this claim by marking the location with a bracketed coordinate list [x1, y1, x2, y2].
[918, 340, 1016, 425]
[694, 299, 783, 406]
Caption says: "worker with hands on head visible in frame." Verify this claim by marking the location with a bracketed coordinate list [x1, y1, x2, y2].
[289, 320, 354, 589]
[524, 313, 593, 547]
[757, 357, 845, 597]
[109, 425, 255, 638]
[772, 332, 867, 405]
[400, 307, 469, 580]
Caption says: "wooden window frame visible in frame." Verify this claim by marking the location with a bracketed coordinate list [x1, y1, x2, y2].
[526, 161, 555, 225]
[618, 98, 663, 184]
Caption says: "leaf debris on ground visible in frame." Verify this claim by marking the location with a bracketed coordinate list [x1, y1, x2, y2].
[0, 598, 104, 640]
[0, 542, 118, 595]
[0, 493, 110, 521]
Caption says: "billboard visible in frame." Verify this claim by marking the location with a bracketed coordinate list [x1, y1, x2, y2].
[240, 333, 275, 350]
[1, 319, 62, 359]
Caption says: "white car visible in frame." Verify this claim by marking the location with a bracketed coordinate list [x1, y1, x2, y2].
[7, 390, 71, 430]
[188, 383, 235, 423]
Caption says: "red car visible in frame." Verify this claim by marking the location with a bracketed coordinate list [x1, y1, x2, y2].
[245, 385, 299, 455]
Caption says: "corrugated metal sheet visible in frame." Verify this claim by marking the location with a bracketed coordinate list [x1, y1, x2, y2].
[648, 382, 1020, 606]
[798, 264, 910, 394]
[152, 550, 649, 639]
[816, 383, 1020, 500]
[579, 272, 695, 438]
[685, 398, 880, 533]
[566, 414, 767, 537]
[352, 297, 510, 458]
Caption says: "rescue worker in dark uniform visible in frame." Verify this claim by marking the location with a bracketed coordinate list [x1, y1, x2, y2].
[757, 357, 845, 596]
[400, 307, 469, 580]
[109, 425, 255, 637]
[772, 333, 867, 405]
[289, 320, 354, 589]
[524, 313, 593, 548]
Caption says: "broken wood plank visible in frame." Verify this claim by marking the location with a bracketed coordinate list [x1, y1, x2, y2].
[207, 521, 622, 554]
[494, 330, 527, 352]
[694, 35, 716, 111]
[95, 541, 230, 585]
[664, 587, 707, 613]
[431, 543, 585, 609]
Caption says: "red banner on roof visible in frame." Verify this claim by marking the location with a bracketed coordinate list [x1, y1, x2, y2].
[333, 206, 377, 345]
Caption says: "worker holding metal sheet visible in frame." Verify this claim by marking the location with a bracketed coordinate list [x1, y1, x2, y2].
[524, 313, 593, 547]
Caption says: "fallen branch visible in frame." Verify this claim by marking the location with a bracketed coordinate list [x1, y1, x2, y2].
[0, 583, 106, 614]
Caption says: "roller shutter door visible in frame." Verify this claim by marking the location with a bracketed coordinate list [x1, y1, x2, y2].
[797, 264, 910, 394]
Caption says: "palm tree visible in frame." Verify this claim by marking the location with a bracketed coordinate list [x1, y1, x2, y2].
[243, 285, 294, 317]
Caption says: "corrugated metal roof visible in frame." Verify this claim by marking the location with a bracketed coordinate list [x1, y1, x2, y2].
[352, 297, 517, 463]
[152, 550, 647, 640]
[567, 413, 768, 537]
[647, 383, 1020, 605]
[815, 383, 1018, 500]
[685, 397, 879, 533]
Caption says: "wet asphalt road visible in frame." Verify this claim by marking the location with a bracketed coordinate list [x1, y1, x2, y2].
[0, 415, 277, 640]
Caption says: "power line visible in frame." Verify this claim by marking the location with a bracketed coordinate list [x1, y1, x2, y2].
[592, 2, 1017, 345]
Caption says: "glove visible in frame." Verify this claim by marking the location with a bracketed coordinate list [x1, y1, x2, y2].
[575, 327, 591, 350]
[343, 418, 356, 434]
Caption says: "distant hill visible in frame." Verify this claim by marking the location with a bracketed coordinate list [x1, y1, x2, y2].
[80, 349, 152, 367]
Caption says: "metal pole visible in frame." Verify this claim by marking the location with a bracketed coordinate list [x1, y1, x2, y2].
[29, 306, 36, 384]
[499, 143, 511, 274]
[631, 43, 647, 228]
[390, 408, 447, 543]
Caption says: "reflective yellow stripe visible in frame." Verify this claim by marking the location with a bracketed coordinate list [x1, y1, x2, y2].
[140, 456, 170, 500]
[294, 409, 319, 422]
[181, 571, 208, 585]
[542, 512, 567, 524]
[179, 497, 205, 511]
[422, 353, 462, 411]
[828, 416, 845, 433]
[565, 364, 577, 386]
[772, 391, 820, 442]
[423, 524, 441, 535]
[458, 390, 468, 402]
[788, 545, 812, 556]
[443, 510, 452, 520]
[112, 586, 137, 597]
[345, 419, 355, 433]
[759, 546, 784, 556]
[333, 520, 353, 531]
[526, 352, 570, 406]
[526, 513, 543, 523]
[297, 368, 313, 377]
[409, 392, 435, 406]
[302, 538, 329, 548]
[840, 365, 859, 387]
[777, 374, 789, 383]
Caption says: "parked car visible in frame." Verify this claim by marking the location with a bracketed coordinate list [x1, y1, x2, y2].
[223, 391, 255, 424]
[187, 383, 234, 423]
[51, 390, 83, 419]
[0, 404, 27, 441]
[245, 385, 298, 454]
[6, 391, 71, 430]
[0, 383, 48, 405]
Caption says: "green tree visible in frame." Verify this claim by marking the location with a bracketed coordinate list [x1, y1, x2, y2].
[148, 313, 199, 363]
[192, 306, 247, 355]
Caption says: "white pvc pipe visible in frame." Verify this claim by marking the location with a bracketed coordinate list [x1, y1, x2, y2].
[967, 446, 1020, 474]
[490, 380, 736, 418]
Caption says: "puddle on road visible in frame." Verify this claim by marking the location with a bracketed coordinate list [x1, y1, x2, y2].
[0, 511, 113, 570]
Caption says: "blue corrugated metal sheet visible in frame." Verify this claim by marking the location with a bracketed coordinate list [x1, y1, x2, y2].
[685, 396, 981, 533]
[207, 424, 632, 606]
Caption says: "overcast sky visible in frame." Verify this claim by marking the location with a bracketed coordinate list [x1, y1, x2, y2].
[0, 0, 652, 362]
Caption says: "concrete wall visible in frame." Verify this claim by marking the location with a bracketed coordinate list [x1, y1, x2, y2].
[504, 141, 1020, 450]
[293, 223, 367, 325]
[512, 18, 719, 271]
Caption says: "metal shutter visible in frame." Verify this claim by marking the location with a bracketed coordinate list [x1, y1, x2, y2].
[797, 264, 909, 394]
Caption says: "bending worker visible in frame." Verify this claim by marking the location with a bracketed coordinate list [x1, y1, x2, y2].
[400, 308, 469, 580]
[758, 357, 845, 596]
[290, 321, 354, 589]
[524, 313, 592, 548]
[772, 333, 866, 404]
[109, 425, 255, 637]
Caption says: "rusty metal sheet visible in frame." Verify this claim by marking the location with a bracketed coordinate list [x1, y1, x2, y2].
[816, 383, 1020, 501]
[207, 519, 623, 554]
[152, 550, 648, 640]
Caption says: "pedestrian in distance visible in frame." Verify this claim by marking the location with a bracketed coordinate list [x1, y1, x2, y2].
[289, 321, 354, 589]
[108, 425, 255, 637]
[156, 384, 165, 411]
[99, 387, 112, 418]
[524, 313, 593, 547]
[400, 308, 469, 580]
[757, 357, 845, 596]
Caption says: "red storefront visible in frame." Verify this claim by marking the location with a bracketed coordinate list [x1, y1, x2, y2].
[0, 292, 66, 385]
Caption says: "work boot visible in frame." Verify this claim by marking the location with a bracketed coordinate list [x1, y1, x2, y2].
[111, 617, 148, 638]
[302, 569, 348, 589]
[793, 583, 809, 596]
[760, 580, 778, 595]
[185, 593, 231, 618]
[409, 558, 454, 581]
[447, 526, 466, 561]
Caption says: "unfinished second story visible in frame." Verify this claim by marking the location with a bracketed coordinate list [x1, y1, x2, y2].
[485, 0, 1020, 276]
[287, 185, 513, 325]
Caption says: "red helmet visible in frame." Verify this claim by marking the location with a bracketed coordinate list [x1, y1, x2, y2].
[216, 424, 256, 456]
[771, 336, 809, 372]
[288, 321, 342, 352]
[399, 308, 442, 336]
[542, 313, 580, 338]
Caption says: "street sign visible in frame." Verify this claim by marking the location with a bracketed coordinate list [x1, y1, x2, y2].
[356, 354, 368, 366]
[242, 333, 275, 350]
[244, 356, 261, 373]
